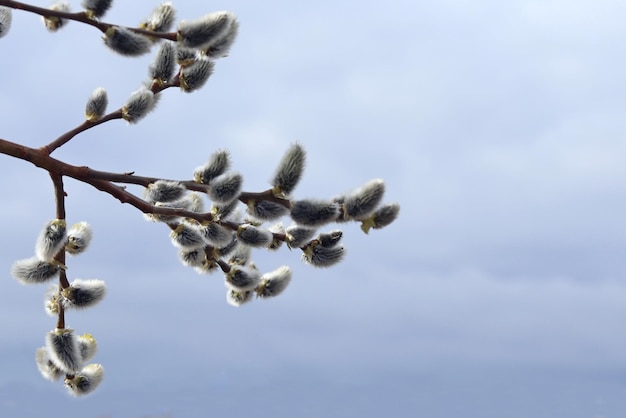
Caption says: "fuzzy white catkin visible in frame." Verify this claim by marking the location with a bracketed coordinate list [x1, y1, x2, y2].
[285, 224, 317, 249]
[204, 19, 239, 59]
[85, 87, 108, 122]
[45, 328, 83, 373]
[302, 243, 345, 268]
[149, 42, 176, 84]
[104, 26, 152, 57]
[227, 244, 251, 265]
[342, 179, 385, 220]
[177, 11, 236, 49]
[226, 289, 253, 307]
[237, 224, 273, 248]
[256, 266, 292, 298]
[35, 219, 67, 261]
[65, 363, 104, 397]
[78, 334, 98, 362]
[35, 347, 64, 381]
[319, 230, 343, 248]
[201, 222, 233, 247]
[179, 248, 207, 268]
[225, 265, 260, 291]
[207, 172, 242, 203]
[122, 88, 156, 122]
[0, 7, 12, 39]
[290, 199, 339, 227]
[145, 180, 186, 203]
[194, 150, 230, 184]
[11, 257, 60, 284]
[81, 0, 112, 18]
[62, 279, 107, 309]
[360, 203, 400, 233]
[66, 221, 93, 255]
[141, 2, 176, 33]
[170, 223, 206, 249]
[179, 57, 214, 92]
[247, 199, 290, 221]
[272, 143, 306, 196]
[267, 223, 285, 250]
[43, 1, 70, 32]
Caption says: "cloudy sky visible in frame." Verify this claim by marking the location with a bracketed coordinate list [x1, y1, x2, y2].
[2, 0, 626, 417]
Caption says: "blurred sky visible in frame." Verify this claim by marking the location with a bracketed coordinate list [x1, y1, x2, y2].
[2, 0, 626, 417]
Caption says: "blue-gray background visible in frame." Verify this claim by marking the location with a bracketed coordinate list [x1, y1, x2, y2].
[2, 1, 626, 417]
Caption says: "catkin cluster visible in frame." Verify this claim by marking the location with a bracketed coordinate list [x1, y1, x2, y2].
[11, 221, 105, 396]
[142, 143, 399, 306]
[1, 0, 400, 397]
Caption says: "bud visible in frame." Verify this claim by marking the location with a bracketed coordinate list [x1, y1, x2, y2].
[200, 221, 233, 247]
[61, 279, 107, 309]
[0, 7, 12, 39]
[45, 328, 82, 373]
[81, 0, 112, 19]
[272, 143, 306, 197]
[302, 242, 345, 268]
[179, 57, 214, 92]
[122, 88, 156, 123]
[236, 224, 273, 248]
[12, 257, 60, 284]
[145, 180, 186, 203]
[285, 224, 316, 249]
[179, 247, 206, 268]
[104, 26, 152, 57]
[319, 230, 342, 248]
[177, 11, 236, 49]
[140, 2, 176, 33]
[170, 223, 205, 249]
[43, 1, 70, 32]
[290, 199, 339, 227]
[66, 221, 93, 255]
[65, 363, 104, 397]
[194, 150, 230, 184]
[360, 203, 400, 233]
[84, 87, 108, 122]
[225, 265, 261, 291]
[35, 219, 67, 261]
[246, 199, 290, 221]
[149, 42, 175, 85]
[204, 18, 239, 59]
[226, 288, 253, 307]
[255, 266, 292, 298]
[342, 179, 385, 220]
[206, 172, 242, 203]
[77, 333, 98, 362]
[35, 347, 64, 381]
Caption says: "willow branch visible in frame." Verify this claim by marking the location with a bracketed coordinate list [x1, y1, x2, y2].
[0, 0, 177, 41]
[41, 110, 123, 155]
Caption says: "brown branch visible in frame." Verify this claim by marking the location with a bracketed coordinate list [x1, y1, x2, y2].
[0, 0, 177, 41]
[41, 110, 123, 155]
[49, 172, 69, 329]
[0, 137, 291, 223]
